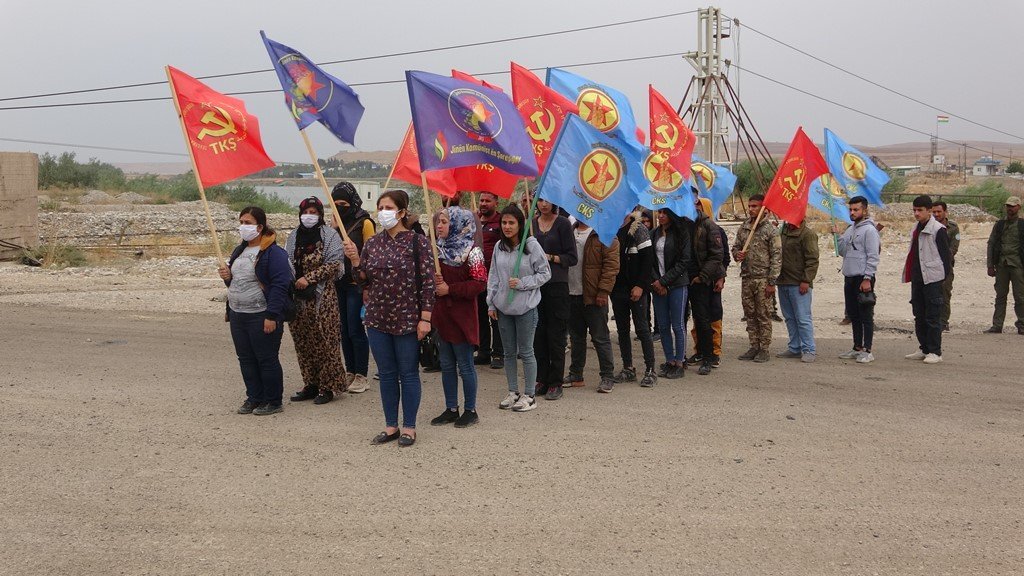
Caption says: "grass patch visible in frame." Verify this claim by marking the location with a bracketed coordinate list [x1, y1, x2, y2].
[956, 180, 1011, 216]
[24, 243, 87, 268]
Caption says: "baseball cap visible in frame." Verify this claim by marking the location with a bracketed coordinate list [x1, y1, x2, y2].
[1005, 196, 1022, 207]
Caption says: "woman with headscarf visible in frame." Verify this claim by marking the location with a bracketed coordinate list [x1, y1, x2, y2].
[286, 196, 347, 404]
[330, 182, 375, 394]
[429, 205, 487, 428]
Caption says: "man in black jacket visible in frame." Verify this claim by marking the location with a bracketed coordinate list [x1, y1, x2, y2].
[687, 195, 726, 376]
[611, 211, 658, 387]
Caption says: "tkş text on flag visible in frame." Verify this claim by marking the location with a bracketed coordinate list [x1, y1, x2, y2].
[166, 66, 275, 188]
[536, 114, 645, 246]
[261, 31, 365, 145]
[405, 70, 539, 178]
[762, 127, 829, 226]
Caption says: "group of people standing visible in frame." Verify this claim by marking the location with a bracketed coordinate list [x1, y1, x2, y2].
[218, 179, 1024, 448]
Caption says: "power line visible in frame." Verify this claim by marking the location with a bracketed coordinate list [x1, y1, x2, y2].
[737, 21, 1024, 142]
[731, 63, 1016, 160]
[0, 52, 686, 111]
[0, 10, 696, 103]
[0, 137, 187, 157]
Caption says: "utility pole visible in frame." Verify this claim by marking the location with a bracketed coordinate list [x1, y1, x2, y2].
[683, 7, 730, 165]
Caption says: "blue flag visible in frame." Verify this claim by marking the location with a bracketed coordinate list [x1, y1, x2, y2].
[546, 68, 643, 154]
[638, 150, 697, 220]
[405, 71, 538, 178]
[824, 128, 889, 207]
[690, 154, 737, 218]
[807, 175, 853, 224]
[261, 31, 365, 145]
[536, 114, 645, 246]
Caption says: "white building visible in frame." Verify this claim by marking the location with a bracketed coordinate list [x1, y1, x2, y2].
[972, 157, 1001, 176]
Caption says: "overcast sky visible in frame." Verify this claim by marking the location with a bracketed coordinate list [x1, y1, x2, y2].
[2, 0, 1022, 165]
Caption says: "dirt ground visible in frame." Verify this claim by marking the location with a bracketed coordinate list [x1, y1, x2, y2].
[1, 221, 1023, 575]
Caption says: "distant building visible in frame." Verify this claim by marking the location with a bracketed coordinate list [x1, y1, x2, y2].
[973, 157, 1001, 176]
[891, 165, 922, 176]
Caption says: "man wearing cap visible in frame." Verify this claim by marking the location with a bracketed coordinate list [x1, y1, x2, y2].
[985, 195, 1024, 334]
[931, 201, 960, 331]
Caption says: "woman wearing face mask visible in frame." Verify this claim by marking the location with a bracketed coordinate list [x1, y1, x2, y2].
[330, 182, 375, 395]
[218, 206, 294, 416]
[344, 190, 435, 447]
[429, 206, 487, 429]
[285, 197, 347, 404]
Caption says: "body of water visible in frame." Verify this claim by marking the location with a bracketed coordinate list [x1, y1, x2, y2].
[257, 182, 381, 208]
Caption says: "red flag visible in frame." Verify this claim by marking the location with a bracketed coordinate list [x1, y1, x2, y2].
[648, 85, 695, 180]
[167, 66, 274, 188]
[448, 70, 520, 198]
[762, 127, 829, 225]
[510, 62, 579, 174]
[391, 123, 458, 197]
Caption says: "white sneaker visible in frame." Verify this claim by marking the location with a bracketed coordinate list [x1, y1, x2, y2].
[347, 374, 368, 394]
[512, 395, 537, 412]
[838, 349, 861, 359]
[856, 352, 875, 364]
[923, 353, 943, 364]
[499, 392, 520, 410]
[904, 351, 926, 360]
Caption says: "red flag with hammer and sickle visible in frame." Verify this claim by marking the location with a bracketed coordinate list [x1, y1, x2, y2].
[167, 66, 275, 188]
[763, 127, 829, 226]
[648, 85, 695, 180]
[510, 62, 579, 175]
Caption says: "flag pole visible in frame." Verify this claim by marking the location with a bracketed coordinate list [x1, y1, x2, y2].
[508, 179, 539, 304]
[300, 129, 350, 243]
[824, 194, 840, 257]
[165, 66, 225, 268]
[382, 123, 413, 193]
[419, 173, 442, 274]
[740, 205, 766, 253]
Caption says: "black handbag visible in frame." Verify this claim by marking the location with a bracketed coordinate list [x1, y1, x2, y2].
[857, 290, 877, 306]
[411, 235, 440, 369]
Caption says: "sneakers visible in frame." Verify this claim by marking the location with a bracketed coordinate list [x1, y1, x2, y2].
[348, 374, 368, 394]
[657, 362, 673, 378]
[252, 403, 283, 416]
[499, 392, 520, 410]
[665, 364, 685, 379]
[430, 408, 460, 426]
[923, 353, 943, 364]
[856, 352, 875, 364]
[710, 355, 721, 368]
[838, 349, 861, 359]
[686, 354, 702, 366]
[613, 367, 637, 383]
[512, 395, 537, 412]
[544, 386, 563, 401]
[983, 326, 1002, 334]
[290, 386, 318, 402]
[752, 350, 770, 363]
[640, 368, 657, 388]
[598, 378, 615, 393]
[237, 400, 259, 414]
[738, 347, 759, 361]
[563, 373, 585, 388]
[697, 361, 713, 376]
[800, 353, 817, 363]
[904, 350, 926, 360]
[490, 356, 504, 369]
[776, 350, 801, 359]
[454, 410, 479, 428]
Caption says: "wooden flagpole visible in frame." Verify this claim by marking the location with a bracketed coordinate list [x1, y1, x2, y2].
[740, 205, 766, 253]
[508, 179, 540, 304]
[300, 130, 349, 242]
[419, 173, 442, 274]
[165, 66, 225, 268]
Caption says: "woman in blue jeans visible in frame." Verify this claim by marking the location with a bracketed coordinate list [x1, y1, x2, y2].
[487, 205, 551, 412]
[218, 206, 294, 416]
[345, 190, 435, 447]
[429, 206, 487, 428]
[650, 208, 692, 379]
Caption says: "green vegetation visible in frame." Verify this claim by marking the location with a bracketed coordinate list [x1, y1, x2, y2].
[24, 243, 87, 268]
[882, 174, 908, 195]
[732, 159, 772, 199]
[37, 152, 292, 213]
[957, 179, 1013, 216]
[1006, 161, 1024, 174]
[250, 157, 390, 179]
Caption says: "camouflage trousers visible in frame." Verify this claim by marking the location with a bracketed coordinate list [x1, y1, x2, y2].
[741, 277, 773, 349]
[941, 270, 954, 326]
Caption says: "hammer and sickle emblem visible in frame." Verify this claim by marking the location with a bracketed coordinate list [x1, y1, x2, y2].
[526, 109, 556, 143]
[196, 106, 237, 140]
[783, 168, 805, 194]
[653, 124, 678, 150]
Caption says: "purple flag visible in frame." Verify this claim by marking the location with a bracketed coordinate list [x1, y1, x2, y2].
[405, 70, 539, 178]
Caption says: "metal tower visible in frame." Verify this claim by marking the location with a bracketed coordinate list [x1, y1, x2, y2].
[682, 7, 731, 164]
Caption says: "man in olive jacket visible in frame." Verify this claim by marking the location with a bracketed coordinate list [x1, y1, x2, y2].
[985, 196, 1024, 335]
[775, 220, 819, 362]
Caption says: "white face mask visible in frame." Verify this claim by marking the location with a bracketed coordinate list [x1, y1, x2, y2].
[300, 214, 320, 228]
[239, 224, 260, 242]
[377, 209, 400, 230]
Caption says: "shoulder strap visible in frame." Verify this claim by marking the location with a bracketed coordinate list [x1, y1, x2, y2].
[412, 233, 422, 313]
